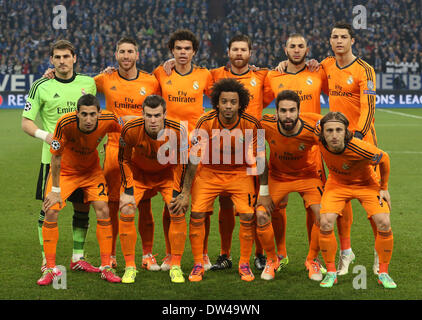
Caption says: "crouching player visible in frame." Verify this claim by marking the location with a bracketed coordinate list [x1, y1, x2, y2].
[118, 95, 189, 284]
[37, 94, 122, 285]
[316, 112, 396, 288]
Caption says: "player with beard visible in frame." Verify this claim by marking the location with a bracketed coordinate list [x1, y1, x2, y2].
[261, 90, 326, 281]
[41, 37, 162, 272]
[94, 37, 161, 272]
[263, 34, 333, 272]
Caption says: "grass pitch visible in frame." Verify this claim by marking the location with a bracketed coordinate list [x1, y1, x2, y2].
[0, 108, 421, 303]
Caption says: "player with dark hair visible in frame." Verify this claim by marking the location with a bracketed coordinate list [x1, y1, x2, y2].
[170, 78, 278, 282]
[37, 94, 122, 285]
[23, 39, 98, 274]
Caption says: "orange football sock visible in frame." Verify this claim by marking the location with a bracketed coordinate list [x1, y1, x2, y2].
[305, 206, 315, 244]
[189, 216, 205, 264]
[218, 207, 235, 256]
[96, 218, 112, 267]
[337, 201, 353, 251]
[239, 216, 255, 265]
[162, 206, 171, 255]
[306, 223, 320, 261]
[108, 201, 119, 256]
[375, 229, 394, 274]
[169, 213, 187, 256]
[138, 199, 154, 255]
[256, 221, 277, 262]
[42, 221, 58, 269]
[254, 227, 264, 256]
[170, 254, 182, 266]
[119, 213, 137, 268]
[272, 205, 287, 257]
[203, 214, 210, 255]
[319, 229, 338, 272]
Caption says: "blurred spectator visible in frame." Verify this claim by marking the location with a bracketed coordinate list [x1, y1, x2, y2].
[0, 0, 420, 75]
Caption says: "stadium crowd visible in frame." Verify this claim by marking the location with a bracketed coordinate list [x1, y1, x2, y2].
[0, 0, 421, 74]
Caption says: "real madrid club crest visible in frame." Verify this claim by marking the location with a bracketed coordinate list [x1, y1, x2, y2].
[140, 87, 146, 95]
[306, 77, 313, 85]
[298, 143, 306, 151]
[342, 163, 350, 170]
[347, 76, 354, 85]
[193, 81, 199, 90]
[81, 88, 87, 95]
[250, 78, 256, 87]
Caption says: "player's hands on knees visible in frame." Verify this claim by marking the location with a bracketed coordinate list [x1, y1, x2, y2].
[102, 66, 116, 74]
[42, 68, 56, 79]
[380, 189, 391, 211]
[256, 195, 275, 215]
[43, 191, 62, 212]
[168, 192, 189, 215]
[119, 192, 136, 211]
[163, 58, 176, 76]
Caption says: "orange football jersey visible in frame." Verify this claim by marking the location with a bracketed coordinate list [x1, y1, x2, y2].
[119, 117, 188, 190]
[191, 110, 263, 172]
[94, 70, 161, 146]
[321, 57, 376, 138]
[153, 65, 213, 132]
[261, 112, 322, 181]
[211, 66, 270, 119]
[263, 67, 328, 114]
[50, 110, 121, 174]
[316, 135, 389, 189]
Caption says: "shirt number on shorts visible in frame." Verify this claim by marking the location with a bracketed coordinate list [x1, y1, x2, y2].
[98, 183, 109, 196]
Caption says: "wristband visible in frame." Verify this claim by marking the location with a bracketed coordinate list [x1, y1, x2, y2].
[259, 185, 269, 196]
[51, 186, 61, 193]
[35, 129, 49, 142]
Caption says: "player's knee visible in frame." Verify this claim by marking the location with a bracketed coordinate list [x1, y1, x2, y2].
[256, 210, 270, 226]
[94, 202, 109, 219]
[373, 214, 391, 231]
[45, 209, 59, 222]
[191, 211, 206, 220]
[239, 212, 254, 222]
[320, 214, 334, 231]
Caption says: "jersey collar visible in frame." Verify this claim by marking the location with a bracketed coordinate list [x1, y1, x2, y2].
[118, 70, 139, 81]
[175, 65, 193, 76]
[284, 65, 307, 75]
[55, 72, 77, 83]
[335, 57, 358, 70]
[217, 112, 241, 130]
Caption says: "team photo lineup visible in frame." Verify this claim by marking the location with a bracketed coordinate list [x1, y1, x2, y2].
[20, 11, 400, 293]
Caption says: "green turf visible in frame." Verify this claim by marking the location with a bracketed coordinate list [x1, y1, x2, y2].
[0, 108, 421, 301]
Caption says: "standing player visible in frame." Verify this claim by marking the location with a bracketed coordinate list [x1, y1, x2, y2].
[170, 78, 278, 282]
[263, 34, 335, 271]
[315, 112, 395, 289]
[94, 37, 161, 271]
[153, 29, 214, 270]
[261, 90, 325, 281]
[43, 37, 162, 271]
[118, 95, 188, 284]
[37, 94, 121, 285]
[22, 40, 98, 274]
[164, 34, 272, 271]
[320, 22, 380, 275]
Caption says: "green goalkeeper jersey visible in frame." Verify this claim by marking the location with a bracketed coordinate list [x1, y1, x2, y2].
[23, 73, 97, 164]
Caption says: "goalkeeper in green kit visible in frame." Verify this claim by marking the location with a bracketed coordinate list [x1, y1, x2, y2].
[22, 40, 99, 274]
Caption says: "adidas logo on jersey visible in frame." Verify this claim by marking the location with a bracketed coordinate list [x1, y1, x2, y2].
[166, 80, 172, 85]
[54, 93, 60, 98]
[110, 86, 117, 91]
